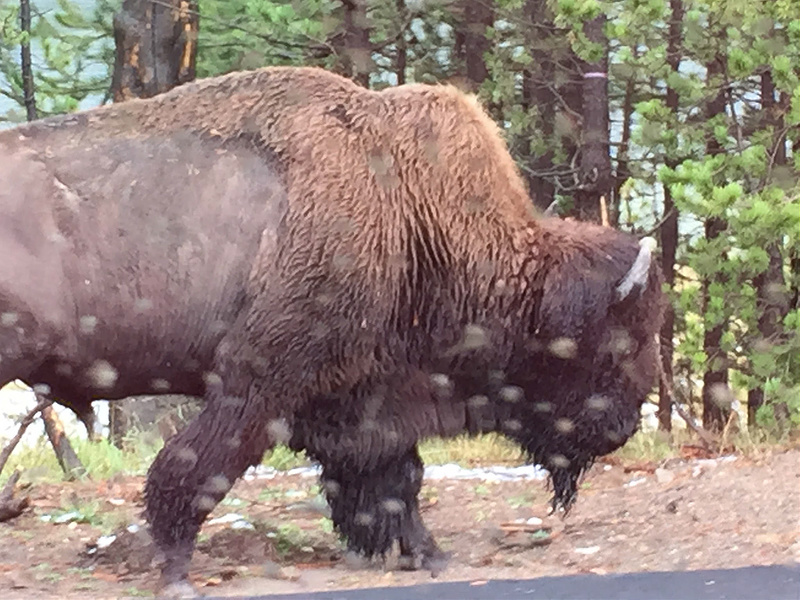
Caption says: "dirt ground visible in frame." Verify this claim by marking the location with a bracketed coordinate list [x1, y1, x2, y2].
[1, 447, 798, 599]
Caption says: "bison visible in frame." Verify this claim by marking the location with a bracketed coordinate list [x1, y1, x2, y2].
[0, 66, 665, 596]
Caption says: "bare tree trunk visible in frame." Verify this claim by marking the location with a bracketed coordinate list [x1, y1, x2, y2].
[519, 0, 556, 211]
[613, 69, 635, 227]
[336, 0, 372, 87]
[453, 0, 493, 92]
[41, 402, 88, 480]
[701, 52, 731, 433]
[19, 0, 37, 121]
[657, 0, 684, 432]
[747, 70, 789, 430]
[395, 0, 407, 85]
[573, 15, 611, 224]
[111, 0, 198, 102]
[108, 401, 129, 449]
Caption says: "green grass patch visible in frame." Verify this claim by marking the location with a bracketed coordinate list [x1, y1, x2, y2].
[419, 433, 524, 467]
[611, 429, 681, 463]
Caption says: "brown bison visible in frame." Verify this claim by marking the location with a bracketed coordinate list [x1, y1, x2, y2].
[0, 66, 664, 596]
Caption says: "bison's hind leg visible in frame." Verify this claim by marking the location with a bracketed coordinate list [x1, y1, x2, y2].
[321, 446, 449, 574]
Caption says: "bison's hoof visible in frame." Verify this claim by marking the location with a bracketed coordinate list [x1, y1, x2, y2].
[398, 548, 451, 577]
[157, 579, 201, 599]
[423, 549, 452, 578]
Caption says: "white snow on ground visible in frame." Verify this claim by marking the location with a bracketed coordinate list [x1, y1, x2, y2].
[241, 462, 549, 483]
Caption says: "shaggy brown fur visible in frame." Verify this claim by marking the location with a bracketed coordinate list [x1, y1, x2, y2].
[0, 66, 664, 594]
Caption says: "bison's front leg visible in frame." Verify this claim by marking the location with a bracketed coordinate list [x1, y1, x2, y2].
[144, 385, 276, 597]
[321, 446, 449, 574]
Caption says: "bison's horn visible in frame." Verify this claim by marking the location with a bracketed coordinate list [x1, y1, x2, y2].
[615, 236, 656, 301]
[543, 199, 560, 217]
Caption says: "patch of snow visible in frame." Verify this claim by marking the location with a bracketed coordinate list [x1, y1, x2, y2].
[424, 463, 548, 482]
[207, 513, 248, 526]
[624, 477, 647, 488]
[96, 535, 116, 549]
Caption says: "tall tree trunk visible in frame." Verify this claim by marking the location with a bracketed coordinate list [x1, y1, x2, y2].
[612, 69, 635, 227]
[395, 0, 407, 85]
[701, 52, 730, 433]
[747, 70, 789, 430]
[336, 0, 373, 87]
[573, 15, 611, 224]
[454, 0, 493, 92]
[657, 0, 684, 432]
[19, 0, 36, 121]
[111, 0, 198, 101]
[520, 0, 556, 211]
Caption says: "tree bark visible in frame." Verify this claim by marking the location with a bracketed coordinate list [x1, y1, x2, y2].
[454, 0, 493, 92]
[701, 52, 731, 433]
[520, 0, 556, 211]
[395, 0, 407, 85]
[40, 403, 87, 480]
[747, 70, 789, 430]
[111, 0, 198, 102]
[336, 0, 373, 87]
[19, 0, 37, 121]
[573, 14, 611, 224]
[657, 0, 684, 432]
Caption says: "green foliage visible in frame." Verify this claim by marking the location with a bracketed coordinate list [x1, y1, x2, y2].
[0, 0, 117, 123]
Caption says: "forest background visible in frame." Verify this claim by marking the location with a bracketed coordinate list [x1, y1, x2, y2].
[0, 0, 797, 466]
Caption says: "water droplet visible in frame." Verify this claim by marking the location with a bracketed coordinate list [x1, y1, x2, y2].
[268, 419, 292, 445]
[79, 315, 98, 335]
[86, 360, 118, 389]
[499, 386, 523, 403]
[555, 418, 574, 433]
[150, 378, 171, 392]
[549, 454, 570, 468]
[381, 498, 405, 514]
[585, 395, 609, 411]
[354, 512, 374, 526]
[549, 337, 578, 359]
[1, 312, 19, 327]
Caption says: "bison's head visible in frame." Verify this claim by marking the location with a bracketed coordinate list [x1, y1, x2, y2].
[509, 221, 665, 512]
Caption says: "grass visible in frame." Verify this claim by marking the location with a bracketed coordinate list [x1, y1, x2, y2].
[3, 422, 795, 487]
[419, 433, 524, 467]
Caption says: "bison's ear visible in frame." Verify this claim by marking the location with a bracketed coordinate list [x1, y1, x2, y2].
[614, 236, 656, 303]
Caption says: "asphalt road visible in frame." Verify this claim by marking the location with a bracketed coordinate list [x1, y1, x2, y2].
[206, 564, 800, 600]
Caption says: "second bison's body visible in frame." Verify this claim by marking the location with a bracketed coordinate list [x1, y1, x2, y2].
[0, 66, 665, 593]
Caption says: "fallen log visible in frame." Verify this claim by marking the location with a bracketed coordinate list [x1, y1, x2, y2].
[0, 470, 29, 522]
